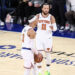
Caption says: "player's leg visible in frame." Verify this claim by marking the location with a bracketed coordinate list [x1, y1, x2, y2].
[35, 37, 44, 75]
[31, 53, 37, 75]
[24, 68, 31, 75]
[21, 50, 33, 75]
[33, 63, 42, 75]
[44, 38, 52, 75]
[45, 52, 51, 75]
[32, 63, 37, 75]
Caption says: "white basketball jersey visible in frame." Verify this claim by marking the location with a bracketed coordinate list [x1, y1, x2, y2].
[36, 13, 52, 38]
[21, 25, 34, 48]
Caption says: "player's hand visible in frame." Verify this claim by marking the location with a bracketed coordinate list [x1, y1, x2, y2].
[49, 26, 53, 31]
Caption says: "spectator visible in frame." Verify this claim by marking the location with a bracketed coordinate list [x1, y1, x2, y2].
[15, 0, 34, 25]
[6, 0, 19, 8]
[0, 0, 1, 19]
[51, 0, 66, 30]
[66, 0, 75, 12]
[6, 0, 34, 25]
[0, 0, 19, 22]
[28, 0, 45, 14]
[0, 0, 6, 21]
[65, 0, 75, 31]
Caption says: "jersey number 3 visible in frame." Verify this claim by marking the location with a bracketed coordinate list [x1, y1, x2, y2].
[42, 24, 46, 30]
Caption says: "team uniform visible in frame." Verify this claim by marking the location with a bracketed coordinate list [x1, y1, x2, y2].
[21, 25, 35, 68]
[36, 13, 52, 51]
[35, 13, 57, 51]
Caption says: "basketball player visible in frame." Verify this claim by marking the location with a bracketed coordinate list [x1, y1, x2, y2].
[21, 15, 38, 75]
[29, 3, 57, 75]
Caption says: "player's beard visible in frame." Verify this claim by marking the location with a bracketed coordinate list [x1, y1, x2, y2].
[42, 11, 49, 15]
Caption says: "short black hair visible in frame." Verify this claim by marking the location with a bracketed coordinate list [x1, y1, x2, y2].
[41, 3, 50, 9]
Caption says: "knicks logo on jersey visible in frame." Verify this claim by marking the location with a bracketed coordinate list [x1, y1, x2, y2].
[38, 20, 51, 30]
[38, 20, 51, 24]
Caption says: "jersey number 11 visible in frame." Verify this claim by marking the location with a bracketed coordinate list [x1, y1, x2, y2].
[42, 24, 46, 30]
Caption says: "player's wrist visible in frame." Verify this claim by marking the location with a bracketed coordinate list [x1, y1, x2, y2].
[51, 23, 57, 31]
[49, 25, 53, 30]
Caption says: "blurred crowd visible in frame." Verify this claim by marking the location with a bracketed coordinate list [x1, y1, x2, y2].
[0, 0, 75, 31]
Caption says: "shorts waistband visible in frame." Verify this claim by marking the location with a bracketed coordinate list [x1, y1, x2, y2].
[22, 47, 31, 50]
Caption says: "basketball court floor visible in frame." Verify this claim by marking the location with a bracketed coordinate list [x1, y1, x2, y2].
[0, 30, 75, 75]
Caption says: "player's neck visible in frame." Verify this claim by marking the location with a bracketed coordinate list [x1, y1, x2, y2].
[41, 13, 49, 18]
